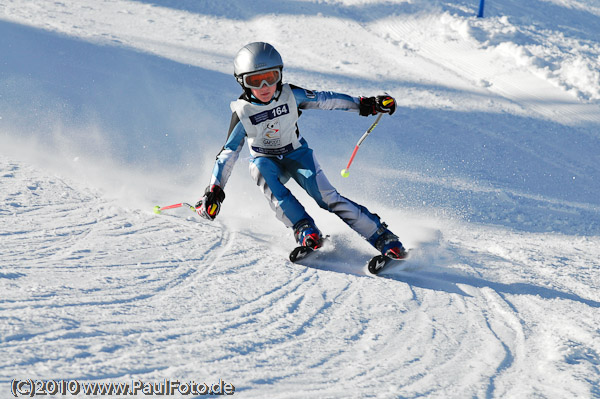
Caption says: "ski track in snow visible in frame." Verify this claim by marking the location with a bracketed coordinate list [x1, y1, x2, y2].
[2, 0, 600, 398]
[2, 159, 599, 398]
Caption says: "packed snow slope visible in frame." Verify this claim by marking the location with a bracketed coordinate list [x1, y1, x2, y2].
[1, 0, 600, 398]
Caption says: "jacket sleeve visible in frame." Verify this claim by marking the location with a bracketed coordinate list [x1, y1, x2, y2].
[291, 85, 360, 112]
[209, 112, 246, 188]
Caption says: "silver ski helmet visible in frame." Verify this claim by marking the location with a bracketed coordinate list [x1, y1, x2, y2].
[234, 42, 283, 88]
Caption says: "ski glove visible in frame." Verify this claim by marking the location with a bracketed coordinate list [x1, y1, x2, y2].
[359, 95, 397, 116]
[195, 185, 225, 221]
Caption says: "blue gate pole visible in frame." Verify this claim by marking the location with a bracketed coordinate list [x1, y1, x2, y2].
[477, 0, 485, 17]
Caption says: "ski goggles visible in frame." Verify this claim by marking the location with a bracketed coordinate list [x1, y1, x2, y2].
[242, 68, 281, 89]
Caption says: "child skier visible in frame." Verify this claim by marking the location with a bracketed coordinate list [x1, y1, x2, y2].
[196, 42, 406, 259]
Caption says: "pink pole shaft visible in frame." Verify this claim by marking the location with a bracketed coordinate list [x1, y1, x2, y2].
[345, 145, 360, 171]
[159, 203, 185, 211]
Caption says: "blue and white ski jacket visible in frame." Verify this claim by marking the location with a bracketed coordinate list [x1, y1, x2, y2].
[209, 84, 360, 188]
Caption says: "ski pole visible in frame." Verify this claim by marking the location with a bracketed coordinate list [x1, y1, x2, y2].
[153, 202, 196, 214]
[341, 113, 383, 178]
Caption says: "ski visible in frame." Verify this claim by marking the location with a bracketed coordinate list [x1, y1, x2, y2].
[367, 250, 410, 275]
[289, 236, 328, 263]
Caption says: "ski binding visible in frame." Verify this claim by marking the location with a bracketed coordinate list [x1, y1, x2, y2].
[289, 236, 328, 263]
[367, 250, 410, 275]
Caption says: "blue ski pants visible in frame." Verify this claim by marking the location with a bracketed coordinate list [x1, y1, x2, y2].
[249, 140, 383, 240]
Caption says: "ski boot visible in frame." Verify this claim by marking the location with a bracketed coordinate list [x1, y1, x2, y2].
[289, 220, 325, 262]
[369, 223, 407, 260]
[367, 224, 408, 274]
[293, 219, 324, 249]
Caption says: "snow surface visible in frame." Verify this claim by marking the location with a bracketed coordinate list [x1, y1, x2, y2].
[1, 0, 600, 397]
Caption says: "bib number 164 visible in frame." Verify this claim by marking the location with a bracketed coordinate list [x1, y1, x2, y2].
[270, 105, 289, 118]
